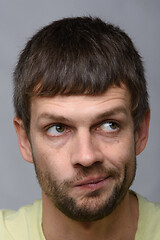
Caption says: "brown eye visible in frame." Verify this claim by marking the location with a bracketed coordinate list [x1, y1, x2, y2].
[100, 122, 118, 132]
[47, 124, 65, 136]
[55, 125, 65, 132]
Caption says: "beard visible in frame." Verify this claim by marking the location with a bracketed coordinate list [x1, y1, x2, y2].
[33, 156, 136, 222]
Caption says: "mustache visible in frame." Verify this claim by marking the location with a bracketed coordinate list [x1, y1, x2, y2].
[63, 162, 120, 186]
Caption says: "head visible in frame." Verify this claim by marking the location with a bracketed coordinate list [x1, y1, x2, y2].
[13, 16, 150, 221]
[13, 16, 149, 134]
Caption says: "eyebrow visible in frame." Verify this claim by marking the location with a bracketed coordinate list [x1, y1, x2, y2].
[92, 107, 128, 121]
[37, 106, 128, 125]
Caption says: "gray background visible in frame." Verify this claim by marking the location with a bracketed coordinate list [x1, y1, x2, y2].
[0, 0, 160, 210]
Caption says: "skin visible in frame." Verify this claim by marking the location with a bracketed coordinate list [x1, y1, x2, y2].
[14, 85, 150, 240]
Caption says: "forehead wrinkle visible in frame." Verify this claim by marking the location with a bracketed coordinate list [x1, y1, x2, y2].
[31, 84, 130, 108]
[46, 87, 130, 108]
[36, 105, 128, 127]
[37, 113, 73, 124]
[93, 96, 128, 106]
[42, 96, 128, 109]
[31, 85, 131, 124]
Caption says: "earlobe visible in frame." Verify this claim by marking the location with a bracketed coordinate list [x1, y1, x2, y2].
[135, 109, 150, 156]
[13, 117, 33, 163]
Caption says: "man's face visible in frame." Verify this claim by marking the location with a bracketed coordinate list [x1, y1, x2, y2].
[29, 85, 137, 221]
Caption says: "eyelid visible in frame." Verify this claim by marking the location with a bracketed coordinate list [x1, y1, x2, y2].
[43, 119, 120, 137]
[93, 119, 119, 129]
[94, 120, 120, 135]
[45, 122, 68, 129]
[45, 123, 69, 136]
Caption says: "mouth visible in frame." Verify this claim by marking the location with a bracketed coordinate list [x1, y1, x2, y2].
[74, 176, 111, 191]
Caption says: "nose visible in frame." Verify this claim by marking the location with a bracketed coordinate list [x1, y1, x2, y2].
[70, 129, 104, 168]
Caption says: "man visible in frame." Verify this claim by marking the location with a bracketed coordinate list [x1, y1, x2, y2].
[0, 16, 159, 239]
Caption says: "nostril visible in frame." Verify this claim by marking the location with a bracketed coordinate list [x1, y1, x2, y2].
[74, 161, 103, 170]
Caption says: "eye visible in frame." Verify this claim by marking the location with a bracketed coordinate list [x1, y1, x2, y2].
[99, 121, 119, 132]
[47, 124, 66, 136]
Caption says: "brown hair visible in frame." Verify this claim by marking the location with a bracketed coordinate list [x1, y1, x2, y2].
[13, 16, 149, 132]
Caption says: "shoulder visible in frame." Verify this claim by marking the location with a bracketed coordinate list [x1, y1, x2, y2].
[135, 193, 160, 240]
[138, 193, 160, 220]
[0, 200, 44, 239]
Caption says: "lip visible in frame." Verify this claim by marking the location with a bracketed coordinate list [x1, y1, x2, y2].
[74, 176, 110, 191]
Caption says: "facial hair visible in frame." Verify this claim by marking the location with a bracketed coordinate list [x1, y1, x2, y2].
[33, 157, 136, 222]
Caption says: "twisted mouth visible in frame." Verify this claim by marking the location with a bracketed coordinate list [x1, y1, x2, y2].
[74, 176, 111, 190]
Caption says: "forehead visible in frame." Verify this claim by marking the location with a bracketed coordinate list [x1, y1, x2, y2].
[30, 85, 131, 121]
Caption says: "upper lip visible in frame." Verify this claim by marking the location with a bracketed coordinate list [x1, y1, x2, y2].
[75, 176, 109, 187]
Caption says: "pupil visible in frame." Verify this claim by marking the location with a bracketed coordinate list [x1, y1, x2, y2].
[56, 125, 64, 132]
[109, 122, 116, 129]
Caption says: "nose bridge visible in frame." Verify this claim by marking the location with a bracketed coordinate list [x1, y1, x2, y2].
[71, 128, 103, 167]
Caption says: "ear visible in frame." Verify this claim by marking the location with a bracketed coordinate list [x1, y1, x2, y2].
[135, 109, 150, 156]
[13, 117, 33, 163]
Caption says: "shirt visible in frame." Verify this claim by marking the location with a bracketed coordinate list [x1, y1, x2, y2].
[0, 193, 160, 239]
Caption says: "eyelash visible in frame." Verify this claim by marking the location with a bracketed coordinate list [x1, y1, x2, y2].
[45, 123, 69, 136]
[44, 120, 120, 137]
[96, 121, 120, 135]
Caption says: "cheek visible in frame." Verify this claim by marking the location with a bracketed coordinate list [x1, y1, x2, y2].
[101, 139, 136, 187]
[101, 135, 136, 169]
[31, 139, 72, 179]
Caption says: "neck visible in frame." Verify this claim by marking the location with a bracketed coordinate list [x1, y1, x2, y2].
[42, 191, 138, 240]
